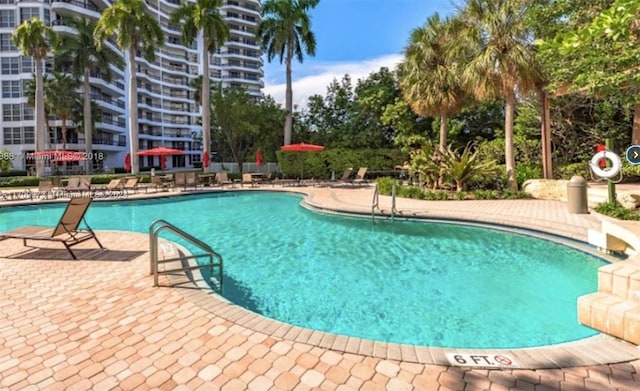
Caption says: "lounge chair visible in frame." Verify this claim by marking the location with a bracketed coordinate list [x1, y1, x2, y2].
[0, 196, 104, 259]
[38, 180, 55, 199]
[330, 167, 354, 187]
[241, 173, 258, 188]
[149, 175, 172, 192]
[123, 177, 142, 194]
[174, 172, 187, 190]
[352, 167, 369, 186]
[215, 172, 234, 188]
[185, 172, 198, 190]
[1, 189, 33, 201]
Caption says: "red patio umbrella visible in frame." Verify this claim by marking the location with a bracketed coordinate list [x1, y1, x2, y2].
[280, 142, 325, 152]
[160, 155, 167, 170]
[136, 146, 184, 156]
[256, 149, 263, 168]
[124, 153, 131, 172]
[280, 142, 325, 179]
[202, 150, 210, 170]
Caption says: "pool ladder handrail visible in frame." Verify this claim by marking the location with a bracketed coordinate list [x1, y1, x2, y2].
[371, 183, 397, 220]
[149, 219, 223, 290]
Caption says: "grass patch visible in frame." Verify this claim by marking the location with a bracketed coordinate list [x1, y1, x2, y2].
[594, 202, 640, 220]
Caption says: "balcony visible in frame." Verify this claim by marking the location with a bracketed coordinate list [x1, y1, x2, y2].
[50, 0, 101, 20]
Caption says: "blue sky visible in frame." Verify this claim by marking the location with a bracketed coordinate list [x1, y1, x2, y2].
[263, 0, 457, 107]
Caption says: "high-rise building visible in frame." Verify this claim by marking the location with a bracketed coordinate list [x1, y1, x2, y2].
[0, 0, 263, 172]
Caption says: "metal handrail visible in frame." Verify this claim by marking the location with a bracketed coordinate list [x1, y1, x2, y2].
[371, 184, 379, 219]
[149, 219, 223, 289]
[371, 183, 397, 220]
[391, 183, 397, 220]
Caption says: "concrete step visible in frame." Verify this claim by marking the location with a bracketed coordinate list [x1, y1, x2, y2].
[578, 292, 640, 344]
[598, 260, 640, 301]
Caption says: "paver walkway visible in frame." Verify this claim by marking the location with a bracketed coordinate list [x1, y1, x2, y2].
[1, 186, 640, 390]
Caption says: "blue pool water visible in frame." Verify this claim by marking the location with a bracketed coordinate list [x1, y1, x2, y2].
[0, 192, 605, 348]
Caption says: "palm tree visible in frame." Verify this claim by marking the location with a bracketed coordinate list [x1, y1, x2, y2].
[257, 0, 319, 145]
[170, 0, 229, 173]
[47, 72, 81, 151]
[399, 14, 467, 153]
[55, 17, 120, 174]
[94, 0, 164, 174]
[12, 17, 56, 176]
[458, 0, 541, 191]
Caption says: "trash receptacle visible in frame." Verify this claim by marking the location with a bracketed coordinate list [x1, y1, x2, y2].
[567, 175, 588, 214]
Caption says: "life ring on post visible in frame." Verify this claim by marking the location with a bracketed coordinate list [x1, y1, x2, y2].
[589, 150, 622, 179]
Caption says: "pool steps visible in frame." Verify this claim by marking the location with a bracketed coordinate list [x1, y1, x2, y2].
[587, 219, 640, 256]
[578, 260, 640, 345]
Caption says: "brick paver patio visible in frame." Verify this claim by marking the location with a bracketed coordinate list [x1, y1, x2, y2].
[1, 186, 640, 390]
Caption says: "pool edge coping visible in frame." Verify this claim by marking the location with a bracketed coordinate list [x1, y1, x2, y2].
[155, 190, 640, 369]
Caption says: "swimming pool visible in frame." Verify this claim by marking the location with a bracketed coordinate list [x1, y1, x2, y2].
[0, 192, 605, 348]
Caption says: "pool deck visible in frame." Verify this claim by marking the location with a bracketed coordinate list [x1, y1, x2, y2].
[1, 184, 640, 390]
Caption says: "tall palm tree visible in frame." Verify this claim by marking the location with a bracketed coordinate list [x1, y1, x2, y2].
[458, 0, 541, 191]
[55, 17, 120, 174]
[47, 72, 81, 151]
[257, 0, 319, 145]
[94, 0, 164, 174]
[399, 14, 467, 152]
[12, 17, 56, 176]
[170, 0, 229, 173]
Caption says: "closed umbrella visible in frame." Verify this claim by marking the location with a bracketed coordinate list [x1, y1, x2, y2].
[280, 142, 325, 179]
[124, 153, 131, 172]
[256, 149, 263, 170]
[202, 150, 210, 170]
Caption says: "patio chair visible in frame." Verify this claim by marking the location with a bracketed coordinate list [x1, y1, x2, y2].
[352, 167, 369, 186]
[330, 167, 354, 187]
[241, 173, 258, 188]
[185, 172, 198, 190]
[38, 180, 55, 199]
[123, 177, 143, 194]
[1, 189, 33, 201]
[0, 196, 104, 260]
[215, 172, 234, 188]
[174, 172, 187, 190]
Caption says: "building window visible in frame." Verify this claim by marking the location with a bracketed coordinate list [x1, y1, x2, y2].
[0, 9, 15, 28]
[0, 33, 16, 51]
[23, 104, 33, 120]
[1, 57, 19, 75]
[2, 127, 21, 144]
[43, 9, 49, 25]
[1, 80, 20, 98]
[2, 104, 20, 121]
[23, 126, 34, 144]
[21, 57, 33, 73]
[19, 8, 39, 24]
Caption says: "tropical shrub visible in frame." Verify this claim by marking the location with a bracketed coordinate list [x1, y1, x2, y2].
[595, 202, 640, 220]
[440, 143, 499, 192]
[516, 164, 542, 187]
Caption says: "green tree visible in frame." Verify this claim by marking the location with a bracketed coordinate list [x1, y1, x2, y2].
[211, 87, 261, 170]
[399, 14, 467, 152]
[94, 0, 164, 174]
[458, 0, 541, 191]
[55, 17, 119, 174]
[537, 0, 640, 143]
[257, 0, 319, 145]
[12, 17, 56, 176]
[171, 0, 229, 173]
[0, 149, 12, 172]
[352, 67, 401, 148]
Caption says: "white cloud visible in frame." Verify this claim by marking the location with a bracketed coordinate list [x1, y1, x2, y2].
[263, 54, 403, 109]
